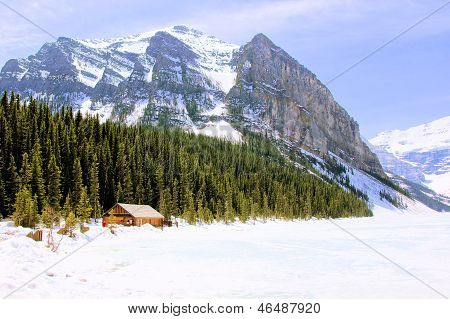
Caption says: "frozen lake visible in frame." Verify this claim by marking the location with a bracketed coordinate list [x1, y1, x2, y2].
[1, 205, 449, 298]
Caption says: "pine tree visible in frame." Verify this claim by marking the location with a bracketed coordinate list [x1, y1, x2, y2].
[0, 91, 7, 109]
[30, 142, 46, 213]
[41, 202, 60, 229]
[0, 153, 9, 217]
[182, 189, 196, 225]
[116, 182, 123, 202]
[12, 187, 38, 228]
[156, 163, 164, 194]
[304, 190, 312, 218]
[122, 167, 133, 203]
[197, 196, 205, 222]
[135, 171, 145, 205]
[238, 197, 250, 223]
[158, 187, 172, 218]
[203, 206, 214, 224]
[179, 153, 191, 213]
[88, 154, 102, 220]
[6, 154, 19, 214]
[47, 154, 61, 210]
[76, 187, 92, 223]
[65, 211, 77, 237]
[262, 193, 270, 221]
[250, 200, 259, 223]
[171, 179, 180, 216]
[144, 178, 153, 206]
[224, 185, 235, 224]
[0, 172, 7, 218]
[215, 199, 225, 222]
[19, 153, 32, 189]
[61, 194, 73, 219]
[72, 158, 83, 207]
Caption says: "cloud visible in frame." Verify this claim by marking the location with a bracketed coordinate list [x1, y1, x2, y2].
[0, 0, 74, 64]
[184, 0, 450, 47]
[0, 0, 448, 66]
[188, 1, 369, 30]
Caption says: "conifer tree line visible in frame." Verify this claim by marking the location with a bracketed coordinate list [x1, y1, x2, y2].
[0, 92, 372, 225]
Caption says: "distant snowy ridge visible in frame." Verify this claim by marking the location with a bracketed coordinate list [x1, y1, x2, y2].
[370, 116, 450, 198]
[370, 116, 450, 155]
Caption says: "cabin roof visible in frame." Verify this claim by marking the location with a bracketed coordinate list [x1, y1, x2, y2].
[108, 203, 165, 219]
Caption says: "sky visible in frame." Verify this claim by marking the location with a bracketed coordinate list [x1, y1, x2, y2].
[0, 0, 449, 138]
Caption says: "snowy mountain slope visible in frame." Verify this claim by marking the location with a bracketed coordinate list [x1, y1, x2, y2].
[370, 116, 450, 197]
[370, 116, 450, 155]
[309, 150, 408, 210]
[77, 26, 238, 91]
[368, 142, 424, 183]
[0, 26, 238, 128]
[389, 174, 450, 212]
[165, 26, 238, 93]
[193, 119, 242, 142]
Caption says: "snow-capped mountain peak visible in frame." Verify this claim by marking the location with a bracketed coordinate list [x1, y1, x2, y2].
[370, 116, 450, 155]
[0, 25, 240, 126]
[370, 116, 450, 198]
[71, 25, 239, 90]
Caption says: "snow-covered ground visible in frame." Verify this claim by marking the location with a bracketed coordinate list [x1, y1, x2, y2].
[194, 120, 242, 142]
[424, 172, 450, 199]
[1, 202, 449, 299]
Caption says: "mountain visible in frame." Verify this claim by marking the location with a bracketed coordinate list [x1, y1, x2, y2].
[0, 26, 238, 127]
[370, 116, 450, 202]
[0, 25, 384, 177]
[227, 34, 383, 174]
[388, 174, 450, 212]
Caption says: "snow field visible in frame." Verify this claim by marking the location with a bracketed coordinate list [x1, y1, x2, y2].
[1, 202, 449, 299]
[194, 120, 242, 142]
[370, 116, 450, 155]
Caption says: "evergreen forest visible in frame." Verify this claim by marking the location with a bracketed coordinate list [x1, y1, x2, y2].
[0, 92, 372, 225]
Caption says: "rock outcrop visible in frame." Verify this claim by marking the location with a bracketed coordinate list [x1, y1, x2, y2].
[227, 34, 384, 174]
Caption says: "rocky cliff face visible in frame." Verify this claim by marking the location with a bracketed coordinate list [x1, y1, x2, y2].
[227, 34, 384, 175]
[111, 30, 225, 126]
[0, 26, 384, 175]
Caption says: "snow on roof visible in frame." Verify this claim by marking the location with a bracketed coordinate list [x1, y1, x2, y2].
[111, 203, 164, 219]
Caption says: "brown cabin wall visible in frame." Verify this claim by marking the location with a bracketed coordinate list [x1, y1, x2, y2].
[105, 214, 134, 226]
[112, 205, 127, 215]
[134, 217, 163, 227]
[103, 204, 164, 227]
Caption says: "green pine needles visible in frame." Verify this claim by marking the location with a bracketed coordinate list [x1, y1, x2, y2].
[0, 91, 372, 224]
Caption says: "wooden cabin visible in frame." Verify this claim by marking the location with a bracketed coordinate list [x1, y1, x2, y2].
[103, 203, 165, 227]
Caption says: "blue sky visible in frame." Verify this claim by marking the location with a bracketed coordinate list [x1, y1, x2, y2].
[0, 0, 448, 137]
